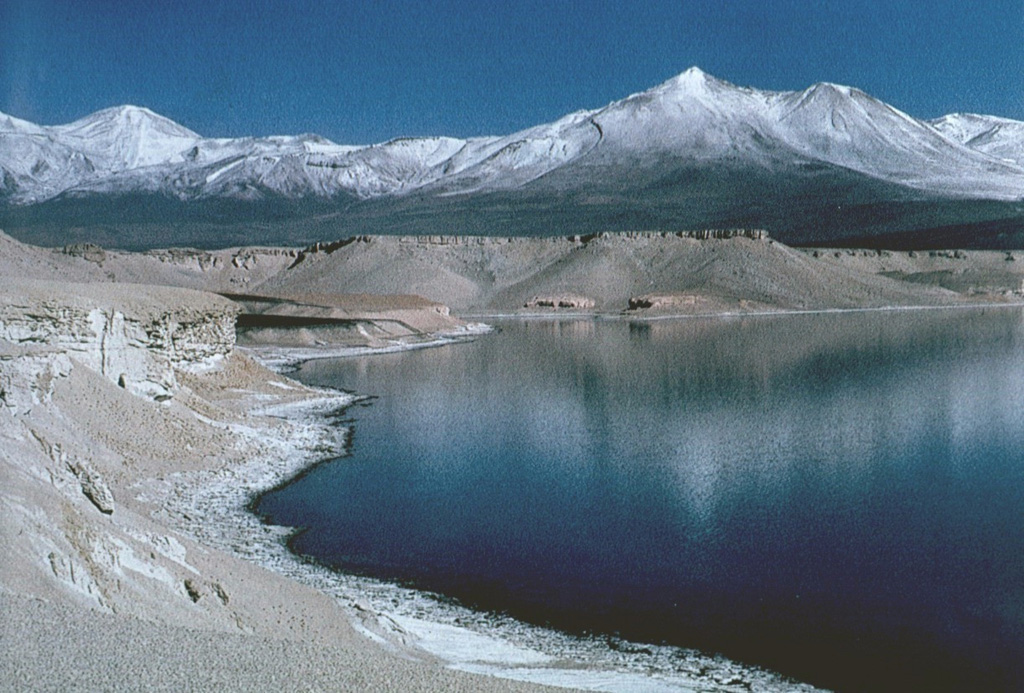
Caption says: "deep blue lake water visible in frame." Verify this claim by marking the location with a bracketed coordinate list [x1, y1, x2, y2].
[256, 310, 1024, 691]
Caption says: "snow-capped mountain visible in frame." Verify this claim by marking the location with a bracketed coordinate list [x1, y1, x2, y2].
[566, 68, 1024, 199]
[51, 105, 201, 170]
[3, 68, 1024, 248]
[0, 106, 201, 203]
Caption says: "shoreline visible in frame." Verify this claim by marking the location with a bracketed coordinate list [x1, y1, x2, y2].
[239, 322, 493, 371]
[0, 281, 562, 692]
[6, 282, 1016, 691]
[4, 231, 1022, 689]
[462, 297, 1024, 322]
[165, 300, 1024, 691]
[171, 319, 832, 692]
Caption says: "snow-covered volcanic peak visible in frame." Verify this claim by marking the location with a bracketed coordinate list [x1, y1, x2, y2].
[0, 105, 204, 203]
[763, 81, 1019, 189]
[589, 67, 774, 155]
[586, 68, 1024, 198]
[2, 67, 1024, 207]
[52, 105, 201, 170]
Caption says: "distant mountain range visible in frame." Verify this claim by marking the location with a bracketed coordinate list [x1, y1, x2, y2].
[3, 68, 1023, 249]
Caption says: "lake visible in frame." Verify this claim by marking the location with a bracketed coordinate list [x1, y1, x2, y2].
[255, 309, 1024, 691]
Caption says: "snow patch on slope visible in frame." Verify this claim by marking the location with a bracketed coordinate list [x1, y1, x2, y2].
[931, 113, 1024, 168]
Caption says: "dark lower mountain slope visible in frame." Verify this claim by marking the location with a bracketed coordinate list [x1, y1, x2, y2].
[3, 158, 1022, 250]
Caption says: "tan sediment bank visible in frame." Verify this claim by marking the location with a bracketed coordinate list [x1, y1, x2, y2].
[3, 229, 1019, 691]
[5, 229, 1024, 321]
[227, 290, 491, 369]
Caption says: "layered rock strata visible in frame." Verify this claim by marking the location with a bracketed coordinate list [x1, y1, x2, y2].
[0, 280, 237, 400]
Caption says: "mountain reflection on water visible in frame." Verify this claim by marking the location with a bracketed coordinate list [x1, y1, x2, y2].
[257, 310, 1024, 691]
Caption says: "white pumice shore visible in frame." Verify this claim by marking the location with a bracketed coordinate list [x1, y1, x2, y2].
[239, 322, 494, 371]
[151, 340, 825, 693]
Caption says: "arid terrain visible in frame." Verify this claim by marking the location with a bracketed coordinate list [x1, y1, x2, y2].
[5, 229, 1024, 318]
[0, 276, 568, 691]
[2, 228, 1022, 691]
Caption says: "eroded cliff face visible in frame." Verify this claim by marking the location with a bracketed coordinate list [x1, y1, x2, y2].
[0, 280, 252, 624]
[0, 280, 238, 402]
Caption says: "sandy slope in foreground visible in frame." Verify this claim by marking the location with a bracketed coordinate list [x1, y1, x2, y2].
[0, 278, 559, 692]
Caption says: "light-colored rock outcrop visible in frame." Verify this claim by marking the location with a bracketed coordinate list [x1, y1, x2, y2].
[626, 292, 756, 313]
[0, 280, 238, 400]
[628, 293, 700, 310]
[0, 344, 73, 414]
[0, 282, 254, 618]
[525, 295, 596, 310]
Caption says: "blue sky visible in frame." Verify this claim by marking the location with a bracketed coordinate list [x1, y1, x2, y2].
[2, 0, 1022, 143]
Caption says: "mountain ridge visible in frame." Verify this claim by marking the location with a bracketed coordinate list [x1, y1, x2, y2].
[3, 68, 1024, 249]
